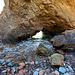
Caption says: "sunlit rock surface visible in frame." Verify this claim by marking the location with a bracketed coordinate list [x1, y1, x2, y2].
[0, 0, 75, 42]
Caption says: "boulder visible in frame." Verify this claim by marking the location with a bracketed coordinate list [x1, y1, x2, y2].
[50, 29, 75, 50]
[50, 53, 64, 66]
[36, 43, 54, 56]
[0, 0, 75, 42]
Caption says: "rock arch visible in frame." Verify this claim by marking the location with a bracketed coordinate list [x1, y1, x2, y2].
[0, 0, 75, 42]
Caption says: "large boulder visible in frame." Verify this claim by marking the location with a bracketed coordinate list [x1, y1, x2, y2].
[0, 0, 75, 42]
[50, 53, 64, 66]
[36, 43, 54, 56]
[50, 29, 75, 50]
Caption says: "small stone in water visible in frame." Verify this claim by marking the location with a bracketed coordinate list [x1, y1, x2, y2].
[59, 67, 66, 73]
[33, 71, 39, 75]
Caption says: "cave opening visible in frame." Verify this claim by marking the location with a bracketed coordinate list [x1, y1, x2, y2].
[32, 30, 53, 40]
[0, 0, 5, 14]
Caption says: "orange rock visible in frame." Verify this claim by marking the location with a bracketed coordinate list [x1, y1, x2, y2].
[7, 68, 11, 72]
[30, 61, 34, 65]
[23, 70, 26, 73]
[19, 69, 23, 75]
[19, 62, 25, 67]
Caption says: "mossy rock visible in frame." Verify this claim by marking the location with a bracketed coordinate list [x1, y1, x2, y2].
[36, 43, 53, 56]
[50, 53, 64, 66]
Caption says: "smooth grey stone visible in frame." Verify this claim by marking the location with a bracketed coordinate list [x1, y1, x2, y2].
[59, 67, 66, 73]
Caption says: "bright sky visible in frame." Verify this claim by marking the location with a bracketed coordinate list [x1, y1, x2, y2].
[32, 31, 43, 38]
[0, 0, 5, 14]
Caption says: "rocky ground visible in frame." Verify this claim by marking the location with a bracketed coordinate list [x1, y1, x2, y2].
[0, 37, 75, 75]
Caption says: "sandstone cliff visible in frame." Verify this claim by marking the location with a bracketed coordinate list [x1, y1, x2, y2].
[0, 0, 75, 42]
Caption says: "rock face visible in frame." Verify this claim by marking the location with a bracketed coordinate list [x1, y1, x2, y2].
[0, 0, 75, 42]
[51, 29, 75, 50]
[50, 53, 64, 66]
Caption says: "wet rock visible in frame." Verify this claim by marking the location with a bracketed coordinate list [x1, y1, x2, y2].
[50, 53, 64, 66]
[39, 70, 43, 75]
[19, 66, 23, 69]
[8, 61, 14, 67]
[45, 68, 50, 74]
[36, 43, 53, 56]
[33, 71, 39, 75]
[64, 73, 69, 75]
[36, 68, 40, 72]
[30, 61, 34, 65]
[0, 61, 6, 66]
[51, 29, 75, 50]
[35, 61, 39, 65]
[25, 62, 29, 65]
[11, 67, 16, 74]
[54, 70, 60, 75]
[19, 62, 25, 67]
[66, 64, 74, 72]
[66, 68, 69, 72]
[2, 70, 7, 73]
[52, 72, 56, 75]
[59, 67, 66, 73]
[7, 68, 11, 72]
[57, 49, 65, 54]
[0, 59, 4, 62]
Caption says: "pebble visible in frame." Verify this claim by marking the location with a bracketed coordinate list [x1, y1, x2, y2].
[45, 68, 50, 73]
[11, 67, 16, 74]
[33, 71, 39, 75]
[8, 61, 14, 67]
[6, 59, 12, 63]
[66, 68, 69, 72]
[2, 70, 7, 73]
[19, 62, 25, 67]
[67, 65, 74, 72]
[39, 70, 43, 75]
[19, 66, 23, 69]
[59, 67, 66, 73]
[7, 68, 11, 72]
[25, 62, 29, 65]
[52, 72, 55, 75]
[64, 73, 69, 75]
[0, 62, 5, 66]
[54, 70, 60, 75]
[48, 66, 54, 71]
[35, 61, 39, 65]
[0, 59, 4, 62]
[31, 61, 34, 65]
[36, 68, 40, 72]
[44, 72, 47, 75]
